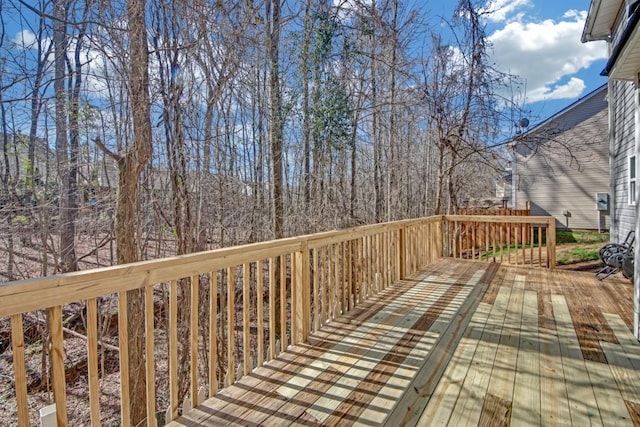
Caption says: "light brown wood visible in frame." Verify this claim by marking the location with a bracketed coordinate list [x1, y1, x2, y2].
[552, 294, 601, 425]
[10, 314, 29, 427]
[302, 245, 311, 340]
[117, 292, 131, 427]
[243, 263, 251, 375]
[190, 274, 199, 405]
[547, 220, 556, 269]
[257, 260, 265, 367]
[321, 247, 327, 325]
[0, 215, 548, 319]
[538, 225, 542, 267]
[398, 227, 405, 281]
[2, 214, 569, 427]
[341, 241, 346, 314]
[292, 252, 299, 345]
[49, 305, 68, 426]
[209, 272, 218, 396]
[269, 258, 276, 360]
[162, 259, 635, 427]
[312, 248, 319, 333]
[511, 290, 540, 424]
[280, 254, 287, 352]
[227, 267, 236, 385]
[168, 280, 179, 420]
[86, 298, 100, 426]
[145, 285, 156, 427]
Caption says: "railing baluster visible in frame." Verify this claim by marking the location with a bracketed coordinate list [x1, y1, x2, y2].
[280, 255, 287, 351]
[330, 244, 336, 320]
[313, 248, 319, 333]
[191, 274, 199, 404]
[243, 263, 251, 376]
[11, 314, 28, 427]
[521, 223, 525, 264]
[169, 280, 178, 421]
[117, 293, 131, 427]
[269, 258, 276, 360]
[257, 260, 264, 367]
[227, 267, 236, 385]
[538, 224, 542, 268]
[341, 242, 346, 314]
[50, 306, 68, 426]
[145, 284, 156, 426]
[530, 223, 534, 265]
[210, 272, 218, 396]
[547, 219, 556, 269]
[87, 298, 100, 426]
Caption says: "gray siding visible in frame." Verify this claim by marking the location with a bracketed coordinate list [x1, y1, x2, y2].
[514, 88, 610, 230]
[610, 80, 637, 242]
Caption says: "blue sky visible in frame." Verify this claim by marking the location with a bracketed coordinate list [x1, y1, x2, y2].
[9, 0, 607, 132]
[427, 0, 608, 124]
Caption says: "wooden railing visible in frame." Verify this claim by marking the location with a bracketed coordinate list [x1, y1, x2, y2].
[443, 215, 556, 268]
[0, 215, 552, 426]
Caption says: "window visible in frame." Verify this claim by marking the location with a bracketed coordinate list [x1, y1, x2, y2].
[630, 154, 637, 206]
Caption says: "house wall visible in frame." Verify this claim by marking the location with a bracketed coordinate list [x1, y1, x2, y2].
[610, 79, 637, 242]
[514, 89, 610, 230]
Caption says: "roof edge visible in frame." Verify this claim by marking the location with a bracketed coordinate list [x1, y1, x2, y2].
[515, 84, 608, 140]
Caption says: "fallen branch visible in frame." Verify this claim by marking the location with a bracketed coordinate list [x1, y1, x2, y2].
[26, 314, 119, 353]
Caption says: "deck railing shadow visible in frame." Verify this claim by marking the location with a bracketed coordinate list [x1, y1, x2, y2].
[0, 214, 555, 426]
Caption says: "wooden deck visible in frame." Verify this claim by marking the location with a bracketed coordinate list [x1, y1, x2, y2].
[167, 259, 638, 426]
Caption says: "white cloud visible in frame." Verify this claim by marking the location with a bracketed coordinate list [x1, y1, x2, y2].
[482, 0, 531, 23]
[12, 29, 38, 49]
[527, 77, 586, 101]
[488, 9, 608, 103]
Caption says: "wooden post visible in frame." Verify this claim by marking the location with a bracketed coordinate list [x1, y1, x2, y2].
[243, 263, 251, 375]
[280, 254, 287, 351]
[268, 258, 276, 360]
[190, 274, 199, 405]
[547, 219, 556, 269]
[293, 243, 310, 344]
[145, 284, 156, 426]
[168, 280, 178, 420]
[257, 260, 264, 366]
[313, 248, 319, 333]
[11, 314, 29, 427]
[396, 227, 406, 280]
[87, 299, 100, 426]
[209, 272, 218, 395]
[227, 267, 235, 385]
[117, 293, 131, 427]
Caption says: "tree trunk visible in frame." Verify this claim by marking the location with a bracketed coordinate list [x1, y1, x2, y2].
[119, 0, 153, 423]
[267, 0, 284, 344]
[54, 0, 77, 273]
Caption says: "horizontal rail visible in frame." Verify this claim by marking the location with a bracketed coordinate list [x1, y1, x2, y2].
[0, 214, 554, 425]
[444, 215, 556, 269]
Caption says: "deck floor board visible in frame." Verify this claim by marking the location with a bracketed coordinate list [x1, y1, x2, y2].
[166, 259, 636, 427]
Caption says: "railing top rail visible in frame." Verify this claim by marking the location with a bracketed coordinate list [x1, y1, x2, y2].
[444, 215, 553, 224]
[0, 215, 442, 317]
[0, 214, 554, 318]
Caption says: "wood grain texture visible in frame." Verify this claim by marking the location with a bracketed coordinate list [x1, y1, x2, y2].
[10, 314, 29, 427]
[86, 299, 101, 426]
[49, 305, 68, 426]
[164, 260, 636, 427]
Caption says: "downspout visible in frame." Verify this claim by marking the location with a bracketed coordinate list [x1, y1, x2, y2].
[511, 144, 517, 209]
[634, 72, 640, 339]
[608, 78, 617, 242]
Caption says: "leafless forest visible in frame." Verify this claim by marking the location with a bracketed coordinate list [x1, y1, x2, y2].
[0, 0, 521, 283]
[0, 0, 524, 424]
